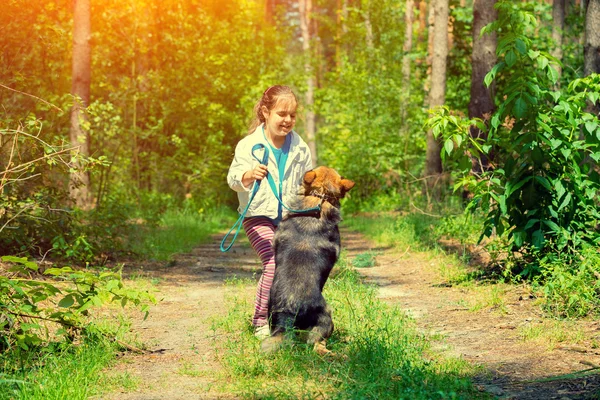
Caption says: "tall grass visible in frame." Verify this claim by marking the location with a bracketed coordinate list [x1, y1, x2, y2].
[0, 331, 136, 399]
[129, 205, 236, 260]
[211, 258, 486, 399]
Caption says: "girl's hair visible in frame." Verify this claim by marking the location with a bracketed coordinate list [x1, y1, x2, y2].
[248, 85, 298, 134]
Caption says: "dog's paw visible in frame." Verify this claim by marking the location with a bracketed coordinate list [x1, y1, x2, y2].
[260, 335, 283, 354]
[313, 340, 332, 356]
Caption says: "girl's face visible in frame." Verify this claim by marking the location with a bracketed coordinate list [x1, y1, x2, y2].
[262, 95, 297, 141]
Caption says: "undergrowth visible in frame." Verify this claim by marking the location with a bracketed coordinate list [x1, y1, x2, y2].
[127, 203, 236, 261]
[0, 322, 136, 399]
[211, 256, 485, 399]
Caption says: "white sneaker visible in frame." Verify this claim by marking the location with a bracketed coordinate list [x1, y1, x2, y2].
[254, 324, 270, 339]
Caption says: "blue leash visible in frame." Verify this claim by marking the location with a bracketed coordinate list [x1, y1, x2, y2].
[220, 143, 320, 252]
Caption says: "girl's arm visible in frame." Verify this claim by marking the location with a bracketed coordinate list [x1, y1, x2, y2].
[227, 142, 268, 192]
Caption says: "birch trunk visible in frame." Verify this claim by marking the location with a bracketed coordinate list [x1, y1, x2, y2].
[69, 0, 92, 209]
[299, 0, 318, 166]
[424, 0, 449, 196]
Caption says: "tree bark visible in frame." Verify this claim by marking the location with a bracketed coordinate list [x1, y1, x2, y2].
[69, 0, 92, 210]
[401, 0, 414, 126]
[363, 0, 374, 50]
[551, 0, 566, 76]
[424, 0, 449, 194]
[336, 0, 349, 70]
[403, 0, 415, 87]
[584, 0, 600, 76]
[299, 0, 318, 166]
[418, 0, 427, 43]
[265, 0, 276, 24]
[469, 0, 497, 173]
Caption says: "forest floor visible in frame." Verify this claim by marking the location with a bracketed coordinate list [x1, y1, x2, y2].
[100, 224, 600, 400]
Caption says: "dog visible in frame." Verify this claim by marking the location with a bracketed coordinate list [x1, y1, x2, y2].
[261, 166, 354, 354]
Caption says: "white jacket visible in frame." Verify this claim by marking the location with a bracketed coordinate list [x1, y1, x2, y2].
[227, 124, 313, 220]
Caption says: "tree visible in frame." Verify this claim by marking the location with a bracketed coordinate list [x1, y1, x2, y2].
[424, 0, 449, 195]
[584, 0, 600, 76]
[402, 0, 415, 99]
[299, 0, 318, 166]
[69, 0, 92, 210]
[468, 0, 497, 173]
[551, 0, 566, 77]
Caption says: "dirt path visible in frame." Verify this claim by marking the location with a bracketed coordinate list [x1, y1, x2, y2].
[102, 227, 600, 399]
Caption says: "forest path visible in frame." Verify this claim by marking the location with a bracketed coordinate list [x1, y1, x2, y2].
[102, 225, 600, 399]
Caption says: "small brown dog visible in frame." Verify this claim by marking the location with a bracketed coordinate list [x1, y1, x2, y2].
[261, 166, 354, 354]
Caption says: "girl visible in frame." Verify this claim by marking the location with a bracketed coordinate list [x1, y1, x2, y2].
[227, 85, 313, 338]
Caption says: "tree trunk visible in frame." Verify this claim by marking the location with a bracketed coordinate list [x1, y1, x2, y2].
[363, 0, 374, 50]
[469, 0, 497, 174]
[551, 0, 566, 76]
[424, 0, 449, 195]
[584, 0, 600, 76]
[69, 0, 92, 210]
[418, 0, 427, 43]
[401, 0, 414, 126]
[299, 0, 318, 166]
[336, 0, 349, 70]
[265, 0, 276, 24]
[403, 0, 415, 87]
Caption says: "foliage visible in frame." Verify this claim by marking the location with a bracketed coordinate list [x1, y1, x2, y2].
[212, 260, 481, 399]
[0, 256, 154, 352]
[537, 246, 600, 318]
[0, 117, 131, 263]
[428, 1, 600, 278]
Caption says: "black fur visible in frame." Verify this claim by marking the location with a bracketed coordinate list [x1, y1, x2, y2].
[267, 206, 342, 345]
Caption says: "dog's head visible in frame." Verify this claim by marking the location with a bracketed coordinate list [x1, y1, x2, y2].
[302, 166, 355, 207]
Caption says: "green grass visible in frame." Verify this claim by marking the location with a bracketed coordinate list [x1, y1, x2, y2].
[129, 206, 236, 261]
[211, 260, 487, 399]
[0, 335, 136, 399]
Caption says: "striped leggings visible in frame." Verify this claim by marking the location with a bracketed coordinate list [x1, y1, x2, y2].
[243, 216, 277, 328]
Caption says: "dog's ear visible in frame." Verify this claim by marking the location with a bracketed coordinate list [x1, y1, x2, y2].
[341, 179, 355, 192]
[304, 170, 317, 185]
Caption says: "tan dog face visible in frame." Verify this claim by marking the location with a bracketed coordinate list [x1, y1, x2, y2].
[302, 166, 355, 202]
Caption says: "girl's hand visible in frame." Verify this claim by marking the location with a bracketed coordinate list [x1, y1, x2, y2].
[242, 164, 268, 187]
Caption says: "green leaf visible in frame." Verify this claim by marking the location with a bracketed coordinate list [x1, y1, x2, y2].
[491, 114, 501, 129]
[550, 138, 562, 150]
[585, 120, 598, 135]
[543, 220, 561, 233]
[513, 97, 528, 119]
[534, 176, 552, 191]
[513, 230, 525, 247]
[554, 180, 566, 201]
[532, 230, 545, 248]
[506, 50, 517, 67]
[558, 192, 572, 211]
[506, 176, 532, 198]
[484, 62, 504, 87]
[547, 66, 559, 84]
[560, 148, 571, 159]
[444, 138, 454, 155]
[2, 256, 38, 271]
[515, 38, 527, 54]
[524, 219, 539, 230]
[58, 295, 75, 308]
